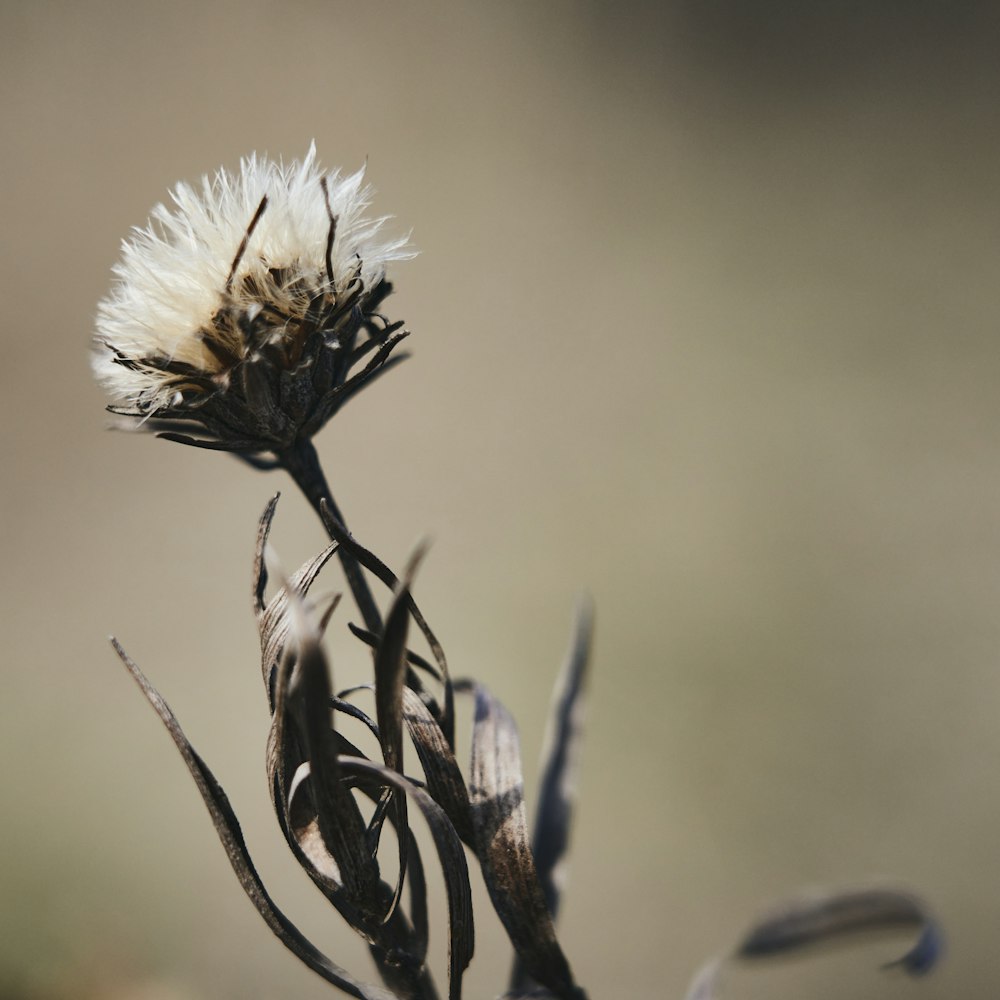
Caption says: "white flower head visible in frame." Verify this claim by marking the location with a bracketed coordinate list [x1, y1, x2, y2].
[93, 144, 414, 455]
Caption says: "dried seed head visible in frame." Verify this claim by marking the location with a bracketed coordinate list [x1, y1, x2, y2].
[93, 144, 414, 453]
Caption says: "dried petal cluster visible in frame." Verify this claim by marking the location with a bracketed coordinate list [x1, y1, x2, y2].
[93, 146, 413, 454]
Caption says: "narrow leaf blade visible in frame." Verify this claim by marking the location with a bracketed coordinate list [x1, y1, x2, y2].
[111, 638, 396, 1000]
[402, 687, 474, 846]
[511, 600, 592, 994]
[468, 683, 584, 1000]
[682, 886, 942, 1000]
[531, 597, 593, 920]
[372, 549, 427, 925]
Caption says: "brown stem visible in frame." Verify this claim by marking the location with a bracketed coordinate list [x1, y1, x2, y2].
[278, 439, 383, 635]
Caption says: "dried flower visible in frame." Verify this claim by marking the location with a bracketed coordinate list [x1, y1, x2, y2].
[93, 145, 413, 456]
[99, 151, 943, 1000]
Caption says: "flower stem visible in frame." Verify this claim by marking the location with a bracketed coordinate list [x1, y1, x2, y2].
[279, 439, 383, 635]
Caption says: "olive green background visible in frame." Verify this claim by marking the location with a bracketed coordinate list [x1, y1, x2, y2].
[3, 2, 1000, 997]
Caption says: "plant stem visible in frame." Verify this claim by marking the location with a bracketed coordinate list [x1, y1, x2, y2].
[279, 439, 384, 635]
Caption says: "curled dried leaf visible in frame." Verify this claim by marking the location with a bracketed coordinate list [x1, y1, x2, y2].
[285, 596, 380, 910]
[261, 557, 440, 996]
[254, 496, 338, 705]
[111, 638, 397, 1000]
[683, 886, 942, 1000]
[341, 755, 475, 1000]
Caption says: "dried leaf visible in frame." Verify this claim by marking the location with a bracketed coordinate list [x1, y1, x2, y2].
[252, 492, 281, 616]
[340, 756, 475, 1000]
[467, 683, 585, 1000]
[272, 619, 438, 997]
[350, 623, 443, 683]
[372, 547, 428, 925]
[529, 598, 593, 920]
[683, 886, 942, 1000]
[510, 600, 592, 995]
[374, 546, 427, 776]
[254, 498, 338, 706]
[324, 731, 434, 980]
[402, 824, 430, 967]
[284, 597, 380, 912]
[111, 638, 397, 1000]
[268, 643, 368, 927]
[318, 503, 455, 747]
[332, 692, 382, 741]
[401, 687, 474, 846]
[253, 506, 376, 914]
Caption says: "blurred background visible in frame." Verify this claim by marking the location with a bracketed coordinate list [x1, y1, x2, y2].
[3, 1, 1000, 997]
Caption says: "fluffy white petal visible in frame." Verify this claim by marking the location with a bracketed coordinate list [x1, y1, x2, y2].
[94, 146, 413, 412]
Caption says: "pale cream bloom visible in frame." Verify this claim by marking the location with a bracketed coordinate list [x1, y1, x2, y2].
[93, 145, 413, 452]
